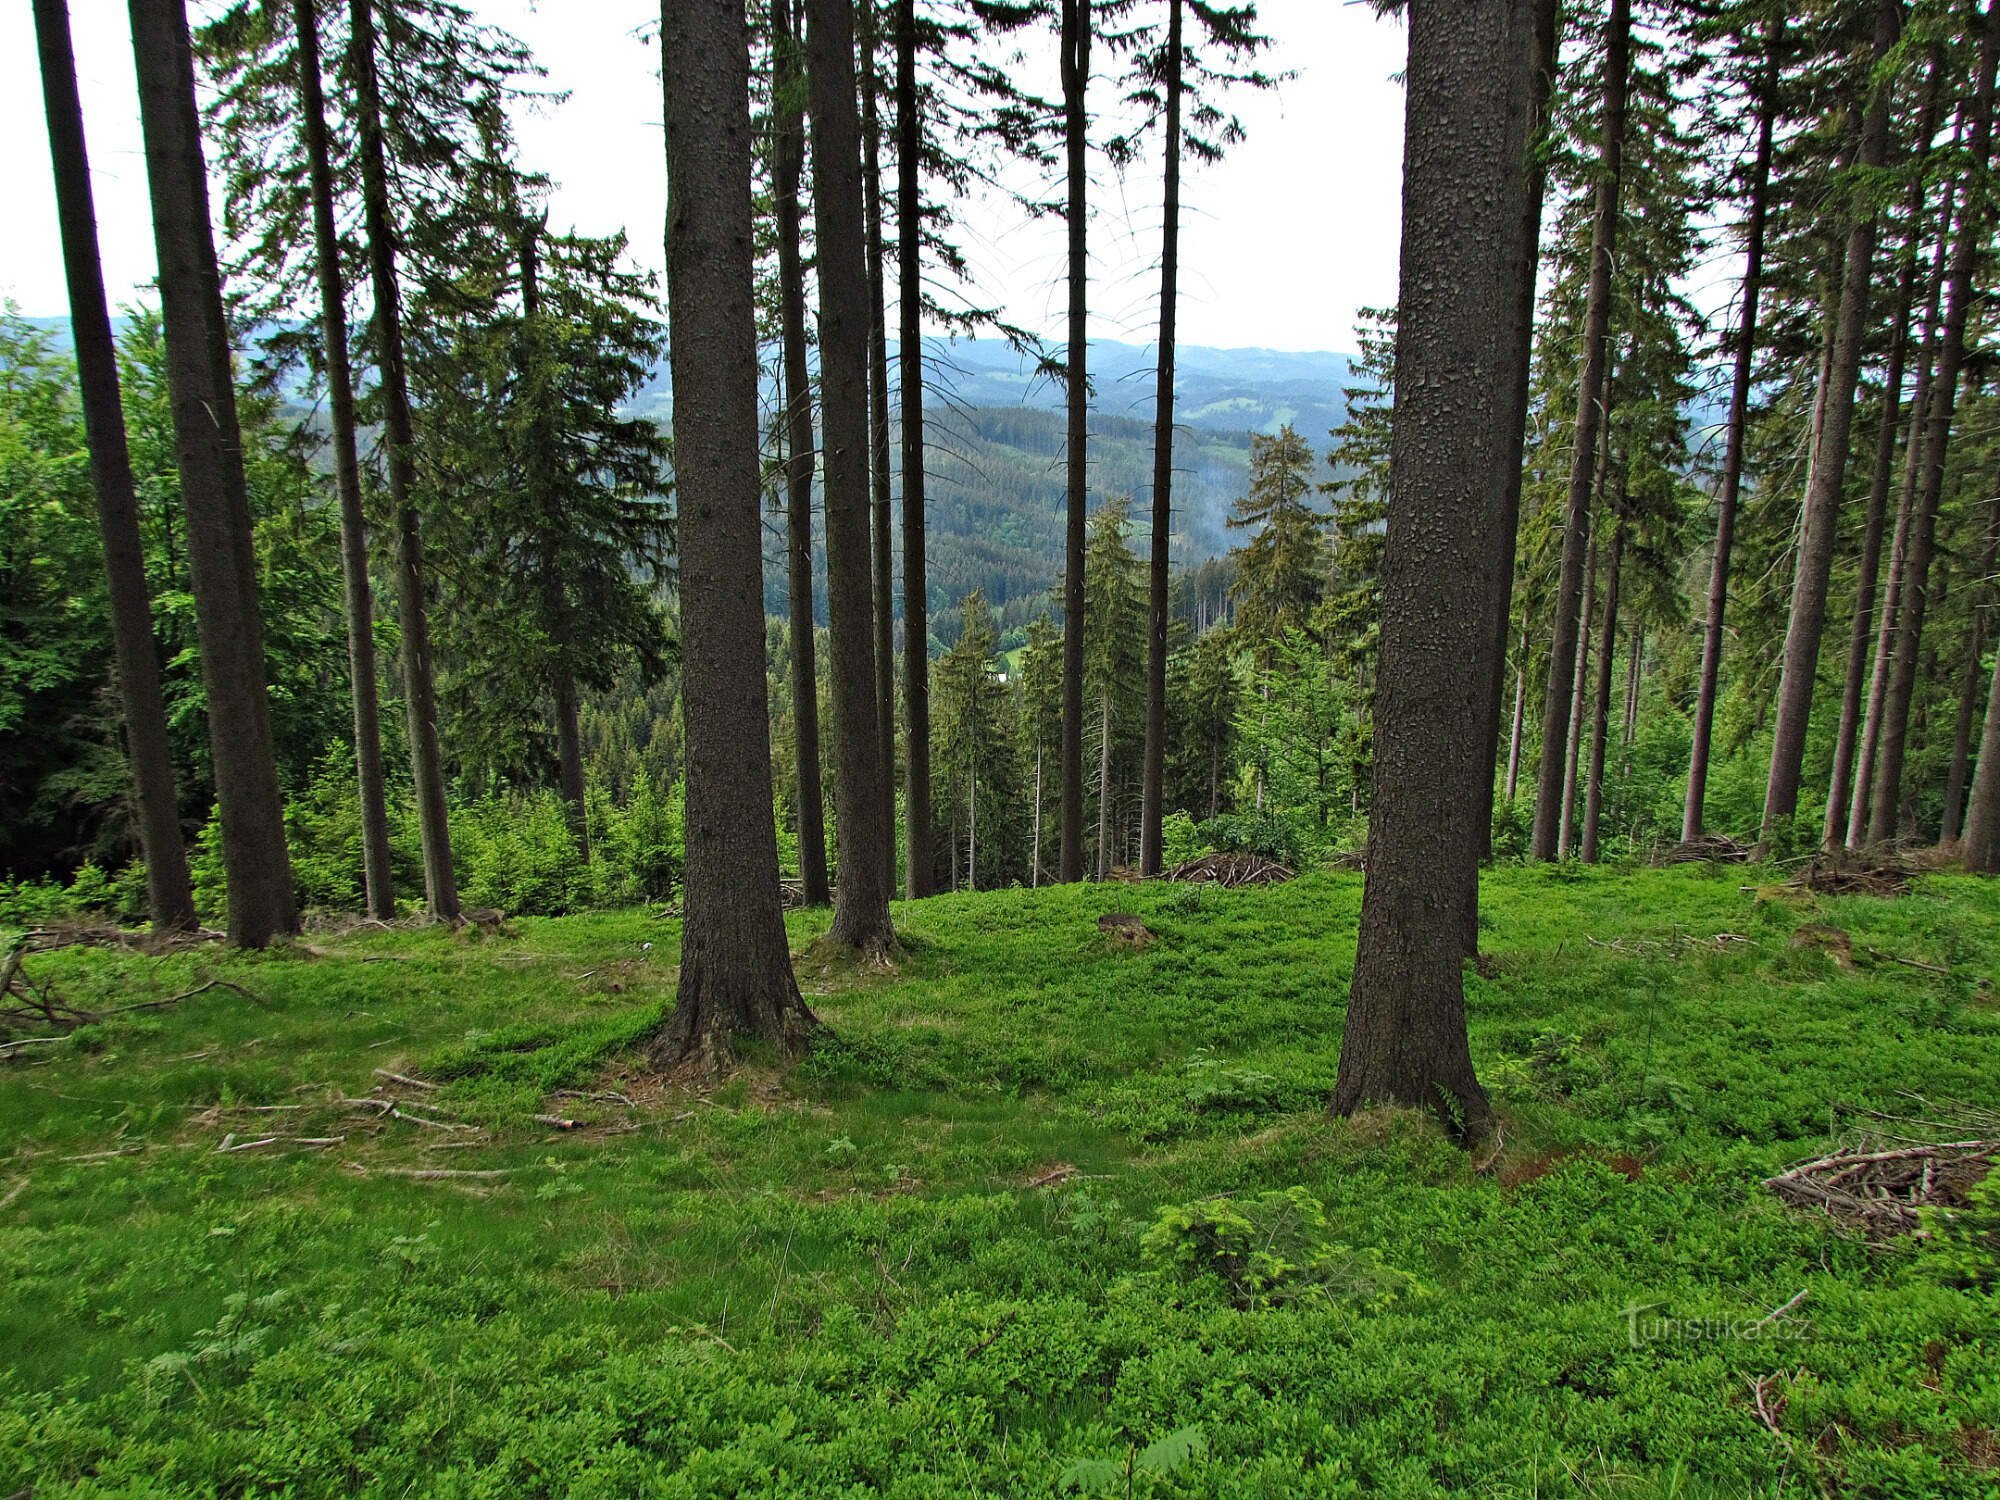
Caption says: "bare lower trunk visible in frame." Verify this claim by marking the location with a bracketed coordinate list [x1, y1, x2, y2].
[1058, 0, 1090, 884]
[655, 0, 813, 1069]
[1031, 743, 1043, 887]
[37, 0, 197, 932]
[896, 0, 932, 897]
[128, 0, 295, 946]
[1559, 533, 1598, 859]
[1580, 518, 1624, 863]
[861, 7, 897, 869]
[553, 662, 589, 861]
[1096, 687, 1112, 880]
[1506, 618, 1526, 802]
[1621, 625, 1641, 746]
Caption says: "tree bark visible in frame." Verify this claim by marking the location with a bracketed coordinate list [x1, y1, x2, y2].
[1530, 0, 1627, 860]
[1942, 488, 1999, 841]
[349, 0, 458, 920]
[860, 2, 897, 869]
[1761, 0, 1900, 838]
[654, 0, 814, 1069]
[1682, 22, 1778, 844]
[128, 0, 297, 947]
[36, 0, 198, 933]
[1559, 529, 1598, 859]
[1868, 7, 1999, 844]
[1622, 625, 1640, 746]
[1139, 0, 1183, 879]
[897, 0, 933, 898]
[806, 0, 897, 954]
[1096, 686, 1112, 880]
[772, 0, 830, 906]
[1580, 516, 1624, 863]
[1058, 0, 1090, 883]
[1331, 0, 1530, 1139]
[1506, 610, 1528, 801]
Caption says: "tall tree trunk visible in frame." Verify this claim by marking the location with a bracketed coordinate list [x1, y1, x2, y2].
[806, 0, 897, 954]
[1682, 21, 1779, 843]
[1559, 531, 1598, 859]
[1058, 0, 1090, 883]
[1580, 516, 1624, 863]
[1869, 8, 1999, 843]
[1823, 50, 1944, 846]
[127, 0, 296, 947]
[967, 758, 977, 891]
[860, 2, 897, 867]
[1096, 686, 1112, 880]
[36, 0, 198, 933]
[1850, 188, 1954, 846]
[349, 0, 458, 920]
[1530, 0, 1628, 860]
[1942, 489, 1999, 841]
[1762, 0, 1901, 838]
[1139, 0, 1183, 879]
[1476, 0, 1560, 861]
[1031, 742, 1043, 886]
[1622, 625, 1641, 746]
[1506, 611, 1528, 801]
[1332, 0, 1531, 1138]
[654, 0, 814, 1068]
[772, 0, 829, 905]
[290, 0, 394, 916]
[896, 0, 933, 898]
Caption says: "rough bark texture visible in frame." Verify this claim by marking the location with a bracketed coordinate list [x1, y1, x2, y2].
[1964, 628, 2000, 869]
[1529, 0, 1627, 860]
[807, 0, 898, 954]
[292, 0, 394, 916]
[1331, 0, 1529, 1139]
[1058, 0, 1090, 884]
[654, 0, 814, 1070]
[1138, 0, 1183, 880]
[897, 0, 933, 899]
[772, 0, 830, 906]
[1682, 23, 1778, 844]
[37, 0, 198, 933]
[1762, 0, 1900, 837]
[128, 0, 297, 947]
[1868, 7, 1998, 845]
[861, 6, 897, 869]
[349, 0, 459, 920]
[1942, 489, 1999, 841]
[1580, 518, 1624, 864]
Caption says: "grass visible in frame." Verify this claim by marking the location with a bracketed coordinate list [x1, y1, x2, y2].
[2, 864, 1997, 1496]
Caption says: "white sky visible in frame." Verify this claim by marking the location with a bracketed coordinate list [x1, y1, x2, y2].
[1, 0, 1408, 355]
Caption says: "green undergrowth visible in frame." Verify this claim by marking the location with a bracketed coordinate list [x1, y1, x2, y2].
[2, 865, 1997, 1496]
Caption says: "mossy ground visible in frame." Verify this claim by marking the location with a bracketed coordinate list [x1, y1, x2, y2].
[2, 865, 1997, 1496]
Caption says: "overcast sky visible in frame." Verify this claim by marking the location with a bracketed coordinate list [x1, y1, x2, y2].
[2, 0, 1408, 355]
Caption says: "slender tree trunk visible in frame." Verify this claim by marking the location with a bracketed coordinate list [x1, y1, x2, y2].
[1682, 22, 1778, 843]
[1580, 517, 1624, 863]
[1139, 0, 1183, 878]
[288, 0, 394, 916]
[1559, 531, 1598, 859]
[1622, 625, 1640, 746]
[654, 0, 813, 1068]
[1869, 9, 1999, 844]
[896, 0, 933, 898]
[1762, 0, 1901, 837]
[1823, 50, 1944, 847]
[1942, 490, 1998, 841]
[1506, 612, 1528, 801]
[1530, 0, 1628, 860]
[772, 0, 829, 906]
[37, 0, 197, 933]
[806, 0, 896, 954]
[1096, 686, 1112, 880]
[349, 0, 458, 920]
[860, 2, 897, 867]
[127, 0, 296, 947]
[1058, 0, 1090, 883]
[1851, 190, 1954, 846]
[1031, 742, 1043, 886]
[1332, 0, 1531, 1138]
[967, 759, 977, 891]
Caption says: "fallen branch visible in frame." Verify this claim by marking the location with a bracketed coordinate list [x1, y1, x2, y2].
[1865, 947, 1950, 976]
[372, 1167, 509, 1180]
[371, 1069, 438, 1091]
[338, 1097, 474, 1132]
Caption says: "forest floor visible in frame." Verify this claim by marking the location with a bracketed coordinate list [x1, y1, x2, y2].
[2, 865, 1997, 1497]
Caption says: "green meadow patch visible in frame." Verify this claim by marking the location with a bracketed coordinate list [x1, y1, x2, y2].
[2, 865, 1997, 1496]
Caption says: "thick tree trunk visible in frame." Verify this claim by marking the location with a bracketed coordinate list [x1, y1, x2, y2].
[128, 0, 297, 947]
[861, 5, 897, 868]
[654, 0, 814, 1069]
[1682, 23, 1778, 843]
[1850, 192, 1953, 846]
[1823, 51, 1944, 847]
[1530, 0, 1627, 860]
[349, 0, 458, 920]
[1868, 9, 1999, 844]
[1580, 518, 1624, 863]
[1762, 0, 1900, 838]
[1331, 0, 1531, 1139]
[772, 0, 829, 906]
[896, 0, 933, 898]
[1942, 493, 1999, 841]
[1963, 635, 2000, 870]
[1058, 0, 1090, 883]
[37, 0, 197, 933]
[1139, 0, 1183, 879]
[806, 0, 897, 954]
[291, 0, 394, 917]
